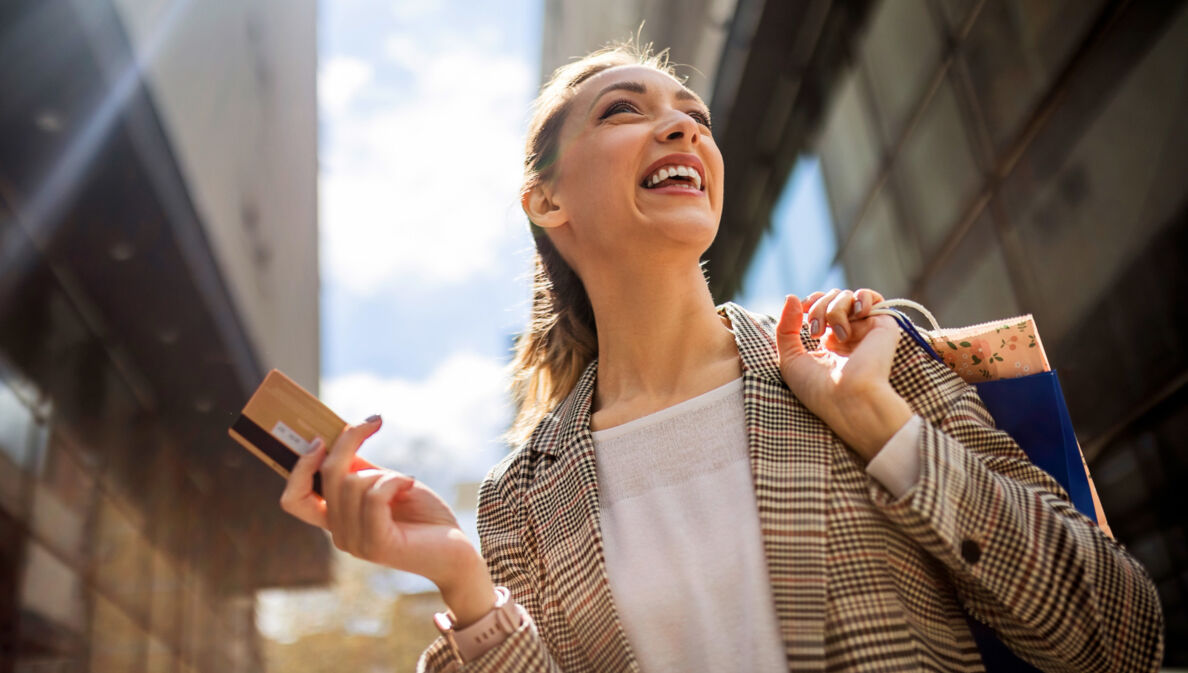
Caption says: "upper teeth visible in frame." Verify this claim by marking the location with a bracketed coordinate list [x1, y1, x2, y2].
[647, 165, 702, 190]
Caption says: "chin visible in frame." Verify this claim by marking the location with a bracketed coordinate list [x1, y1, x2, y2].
[649, 213, 720, 251]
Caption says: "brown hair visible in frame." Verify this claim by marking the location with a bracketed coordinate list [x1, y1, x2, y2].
[508, 41, 678, 444]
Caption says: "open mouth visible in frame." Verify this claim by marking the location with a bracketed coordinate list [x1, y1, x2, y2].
[640, 164, 704, 191]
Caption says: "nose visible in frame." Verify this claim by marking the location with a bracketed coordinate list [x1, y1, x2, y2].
[654, 109, 699, 144]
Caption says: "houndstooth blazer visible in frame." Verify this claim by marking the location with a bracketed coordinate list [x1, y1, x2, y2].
[419, 302, 1163, 672]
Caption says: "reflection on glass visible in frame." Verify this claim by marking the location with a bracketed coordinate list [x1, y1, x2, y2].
[896, 78, 982, 255]
[923, 214, 1019, 327]
[17, 541, 87, 670]
[0, 381, 34, 469]
[94, 497, 152, 623]
[818, 70, 882, 237]
[735, 157, 846, 314]
[90, 592, 147, 673]
[841, 187, 919, 299]
[1007, 4, 1188, 344]
[961, 0, 1106, 152]
[862, 0, 942, 143]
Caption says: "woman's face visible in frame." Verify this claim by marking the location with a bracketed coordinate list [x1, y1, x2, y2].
[540, 64, 725, 271]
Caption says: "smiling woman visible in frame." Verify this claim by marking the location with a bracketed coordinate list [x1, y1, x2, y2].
[279, 41, 1164, 673]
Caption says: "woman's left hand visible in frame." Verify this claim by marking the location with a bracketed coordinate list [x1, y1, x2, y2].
[775, 289, 913, 462]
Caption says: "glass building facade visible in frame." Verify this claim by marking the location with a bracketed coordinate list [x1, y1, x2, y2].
[0, 0, 327, 670]
[726, 0, 1188, 663]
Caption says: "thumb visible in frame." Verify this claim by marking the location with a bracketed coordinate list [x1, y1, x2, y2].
[776, 294, 808, 363]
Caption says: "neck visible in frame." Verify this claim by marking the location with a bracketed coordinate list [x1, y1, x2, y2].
[583, 258, 740, 414]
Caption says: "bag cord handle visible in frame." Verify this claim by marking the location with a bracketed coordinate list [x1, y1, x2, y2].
[867, 299, 944, 364]
[868, 298, 941, 333]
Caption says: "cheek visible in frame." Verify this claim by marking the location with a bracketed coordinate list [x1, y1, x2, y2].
[561, 135, 639, 203]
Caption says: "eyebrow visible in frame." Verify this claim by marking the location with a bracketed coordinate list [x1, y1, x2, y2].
[587, 81, 702, 115]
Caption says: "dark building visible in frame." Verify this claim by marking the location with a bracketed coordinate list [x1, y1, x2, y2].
[0, 0, 326, 671]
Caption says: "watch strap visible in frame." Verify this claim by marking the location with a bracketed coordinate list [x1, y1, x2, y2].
[434, 585, 523, 664]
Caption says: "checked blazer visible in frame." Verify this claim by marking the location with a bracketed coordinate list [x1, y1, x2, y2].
[419, 303, 1163, 672]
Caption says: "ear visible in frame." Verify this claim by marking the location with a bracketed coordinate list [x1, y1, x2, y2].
[521, 181, 567, 230]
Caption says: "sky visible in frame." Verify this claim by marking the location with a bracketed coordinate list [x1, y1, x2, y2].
[258, 0, 543, 631]
[316, 0, 540, 499]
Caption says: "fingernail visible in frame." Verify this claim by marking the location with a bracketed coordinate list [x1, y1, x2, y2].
[810, 319, 820, 335]
[835, 325, 848, 341]
[853, 300, 862, 315]
[310, 437, 324, 450]
[366, 414, 381, 423]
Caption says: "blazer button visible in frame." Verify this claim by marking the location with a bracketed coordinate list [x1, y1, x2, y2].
[961, 539, 981, 564]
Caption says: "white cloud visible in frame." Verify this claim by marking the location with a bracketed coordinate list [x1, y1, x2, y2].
[318, 56, 374, 118]
[322, 351, 512, 490]
[320, 33, 535, 295]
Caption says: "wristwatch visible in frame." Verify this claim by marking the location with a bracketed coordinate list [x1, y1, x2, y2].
[434, 585, 523, 665]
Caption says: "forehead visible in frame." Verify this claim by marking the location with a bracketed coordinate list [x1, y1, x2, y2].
[573, 64, 704, 108]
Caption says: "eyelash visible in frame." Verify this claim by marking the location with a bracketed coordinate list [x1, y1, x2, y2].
[599, 99, 713, 130]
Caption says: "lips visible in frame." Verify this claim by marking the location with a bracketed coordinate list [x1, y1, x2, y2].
[640, 153, 705, 192]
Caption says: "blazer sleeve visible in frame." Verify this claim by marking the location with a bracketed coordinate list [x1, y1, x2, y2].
[418, 461, 563, 673]
[868, 336, 1165, 673]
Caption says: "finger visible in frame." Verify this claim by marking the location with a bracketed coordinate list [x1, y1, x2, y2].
[360, 473, 416, 561]
[333, 469, 385, 554]
[322, 415, 383, 528]
[852, 289, 869, 318]
[776, 295, 808, 362]
[802, 291, 826, 310]
[851, 288, 886, 319]
[808, 288, 841, 337]
[826, 290, 858, 342]
[280, 438, 329, 528]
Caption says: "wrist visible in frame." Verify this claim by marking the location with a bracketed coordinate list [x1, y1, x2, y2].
[436, 548, 497, 628]
[844, 385, 913, 462]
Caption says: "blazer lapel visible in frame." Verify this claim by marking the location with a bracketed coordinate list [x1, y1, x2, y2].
[723, 302, 831, 669]
[525, 360, 639, 673]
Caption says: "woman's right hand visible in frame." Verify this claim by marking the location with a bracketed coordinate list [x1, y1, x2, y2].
[280, 415, 498, 626]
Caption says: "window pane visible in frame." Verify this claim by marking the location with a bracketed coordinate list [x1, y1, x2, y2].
[923, 214, 1020, 328]
[961, 0, 1106, 152]
[30, 435, 94, 566]
[1004, 4, 1188, 345]
[935, 0, 980, 31]
[93, 497, 152, 623]
[895, 78, 982, 255]
[90, 593, 146, 673]
[841, 187, 918, 298]
[818, 69, 882, 237]
[735, 157, 840, 314]
[862, 0, 943, 143]
[17, 542, 88, 669]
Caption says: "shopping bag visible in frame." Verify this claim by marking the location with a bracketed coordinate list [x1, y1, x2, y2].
[869, 300, 1109, 672]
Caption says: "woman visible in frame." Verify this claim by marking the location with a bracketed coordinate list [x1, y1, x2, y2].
[280, 44, 1163, 672]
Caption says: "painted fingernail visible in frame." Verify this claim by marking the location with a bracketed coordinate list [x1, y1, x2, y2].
[835, 325, 848, 341]
[853, 300, 862, 315]
[810, 319, 820, 335]
[366, 414, 381, 423]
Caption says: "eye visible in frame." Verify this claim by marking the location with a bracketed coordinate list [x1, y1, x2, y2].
[599, 99, 640, 120]
[687, 109, 712, 130]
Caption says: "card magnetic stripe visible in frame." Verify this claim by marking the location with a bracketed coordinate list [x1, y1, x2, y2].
[232, 414, 323, 496]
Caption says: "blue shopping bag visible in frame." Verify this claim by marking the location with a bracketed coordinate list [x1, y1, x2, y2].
[886, 308, 1101, 672]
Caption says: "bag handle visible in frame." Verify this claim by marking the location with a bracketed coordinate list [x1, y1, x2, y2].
[868, 298, 941, 332]
[868, 299, 944, 364]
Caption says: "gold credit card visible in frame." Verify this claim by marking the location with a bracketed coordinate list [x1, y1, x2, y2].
[228, 369, 345, 495]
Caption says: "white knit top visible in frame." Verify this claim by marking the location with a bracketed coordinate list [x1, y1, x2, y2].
[591, 377, 787, 673]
